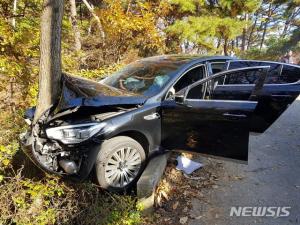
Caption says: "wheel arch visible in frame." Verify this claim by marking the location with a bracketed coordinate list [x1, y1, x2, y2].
[111, 130, 150, 155]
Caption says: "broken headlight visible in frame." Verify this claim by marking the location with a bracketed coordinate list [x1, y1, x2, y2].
[46, 123, 106, 144]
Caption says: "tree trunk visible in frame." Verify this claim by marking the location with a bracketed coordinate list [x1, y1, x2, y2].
[231, 40, 235, 51]
[126, 0, 132, 14]
[69, 0, 81, 51]
[260, 20, 269, 50]
[260, 3, 272, 50]
[12, 0, 17, 28]
[82, 0, 105, 44]
[281, 21, 290, 38]
[247, 14, 258, 49]
[34, 0, 64, 123]
[241, 13, 248, 51]
[216, 38, 221, 48]
[224, 38, 228, 56]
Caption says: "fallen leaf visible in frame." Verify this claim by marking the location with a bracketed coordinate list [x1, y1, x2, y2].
[164, 217, 171, 222]
[195, 215, 202, 220]
[233, 176, 244, 180]
[179, 216, 188, 224]
[190, 214, 202, 220]
[172, 201, 179, 210]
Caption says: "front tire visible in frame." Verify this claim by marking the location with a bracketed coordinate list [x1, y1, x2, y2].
[95, 136, 146, 192]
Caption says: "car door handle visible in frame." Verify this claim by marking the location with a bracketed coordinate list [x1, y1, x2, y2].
[144, 113, 160, 120]
[223, 113, 247, 118]
[271, 94, 292, 97]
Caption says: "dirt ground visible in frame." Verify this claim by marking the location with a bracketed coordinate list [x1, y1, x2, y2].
[142, 153, 224, 225]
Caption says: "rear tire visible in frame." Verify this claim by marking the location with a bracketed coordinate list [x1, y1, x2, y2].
[95, 136, 146, 192]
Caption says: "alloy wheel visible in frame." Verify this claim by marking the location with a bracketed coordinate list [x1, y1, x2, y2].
[104, 147, 142, 188]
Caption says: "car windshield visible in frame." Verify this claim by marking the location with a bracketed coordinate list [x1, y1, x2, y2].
[102, 59, 185, 96]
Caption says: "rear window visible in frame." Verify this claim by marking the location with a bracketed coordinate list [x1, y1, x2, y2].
[224, 70, 261, 85]
[227, 61, 282, 84]
[280, 65, 300, 83]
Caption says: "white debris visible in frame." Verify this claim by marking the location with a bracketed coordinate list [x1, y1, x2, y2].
[179, 216, 188, 224]
[176, 155, 203, 175]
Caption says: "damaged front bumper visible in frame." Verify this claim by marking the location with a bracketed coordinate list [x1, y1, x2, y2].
[20, 131, 103, 181]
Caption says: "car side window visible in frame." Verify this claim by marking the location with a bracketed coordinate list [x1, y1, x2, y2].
[186, 70, 262, 100]
[174, 65, 205, 93]
[226, 61, 300, 84]
[280, 65, 300, 83]
[224, 70, 261, 85]
[210, 62, 226, 74]
[264, 64, 281, 84]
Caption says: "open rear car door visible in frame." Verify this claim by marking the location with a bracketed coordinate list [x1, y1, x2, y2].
[221, 60, 300, 132]
[161, 66, 269, 162]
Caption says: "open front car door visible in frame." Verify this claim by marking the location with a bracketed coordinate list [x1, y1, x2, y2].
[161, 66, 269, 162]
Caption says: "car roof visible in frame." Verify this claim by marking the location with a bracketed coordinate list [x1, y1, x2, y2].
[226, 59, 300, 69]
[138, 54, 236, 66]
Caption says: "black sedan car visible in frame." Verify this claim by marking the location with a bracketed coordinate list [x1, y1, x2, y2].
[21, 55, 300, 191]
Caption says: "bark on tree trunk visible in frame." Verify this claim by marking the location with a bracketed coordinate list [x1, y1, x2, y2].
[12, 0, 18, 28]
[247, 15, 258, 49]
[34, 0, 64, 123]
[260, 21, 269, 50]
[82, 0, 105, 44]
[126, 0, 132, 14]
[231, 40, 235, 51]
[241, 13, 248, 51]
[281, 21, 290, 38]
[224, 38, 228, 56]
[216, 38, 221, 48]
[69, 0, 81, 51]
[260, 3, 272, 50]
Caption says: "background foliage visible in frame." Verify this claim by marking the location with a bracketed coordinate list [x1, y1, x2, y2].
[0, 0, 300, 224]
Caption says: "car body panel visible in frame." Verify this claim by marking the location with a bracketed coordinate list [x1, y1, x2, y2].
[161, 99, 257, 161]
[20, 55, 300, 181]
[161, 66, 268, 162]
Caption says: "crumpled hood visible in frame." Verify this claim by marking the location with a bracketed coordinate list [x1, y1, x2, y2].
[55, 73, 147, 112]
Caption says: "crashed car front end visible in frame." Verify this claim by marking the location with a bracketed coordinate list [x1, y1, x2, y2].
[20, 73, 146, 181]
[21, 118, 108, 180]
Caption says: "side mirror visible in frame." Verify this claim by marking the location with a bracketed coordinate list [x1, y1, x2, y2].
[166, 87, 175, 100]
[174, 88, 187, 104]
[174, 94, 185, 104]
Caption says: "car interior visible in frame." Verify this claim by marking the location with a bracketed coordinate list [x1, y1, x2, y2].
[166, 65, 206, 100]
[173, 66, 205, 92]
